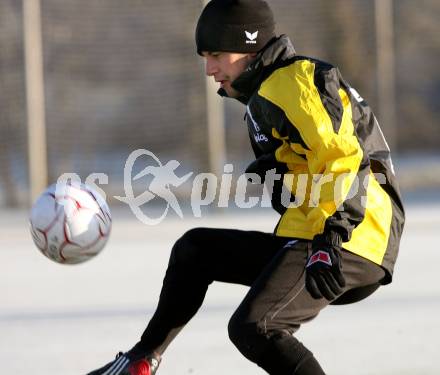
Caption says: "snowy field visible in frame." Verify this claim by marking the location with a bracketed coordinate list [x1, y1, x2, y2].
[1, 200, 439, 375]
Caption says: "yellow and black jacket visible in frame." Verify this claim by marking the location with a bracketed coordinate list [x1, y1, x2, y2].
[221, 35, 405, 283]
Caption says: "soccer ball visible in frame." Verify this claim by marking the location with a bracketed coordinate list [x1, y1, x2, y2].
[29, 182, 112, 264]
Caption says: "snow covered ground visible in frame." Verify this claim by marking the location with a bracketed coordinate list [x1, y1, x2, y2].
[1, 200, 439, 374]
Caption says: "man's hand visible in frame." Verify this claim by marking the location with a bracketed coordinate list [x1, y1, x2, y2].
[305, 241, 346, 300]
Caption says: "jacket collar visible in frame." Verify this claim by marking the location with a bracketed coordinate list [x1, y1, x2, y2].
[217, 35, 296, 104]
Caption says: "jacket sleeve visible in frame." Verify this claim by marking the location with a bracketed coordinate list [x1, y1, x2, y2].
[256, 60, 370, 245]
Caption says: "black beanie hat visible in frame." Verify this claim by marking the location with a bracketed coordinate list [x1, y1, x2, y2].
[196, 0, 276, 55]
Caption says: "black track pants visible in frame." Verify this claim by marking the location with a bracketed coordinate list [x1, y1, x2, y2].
[134, 228, 385, 375]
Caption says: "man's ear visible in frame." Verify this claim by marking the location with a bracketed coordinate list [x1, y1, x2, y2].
[246, 53, 257, 63]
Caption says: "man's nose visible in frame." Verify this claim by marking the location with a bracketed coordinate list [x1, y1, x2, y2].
[205, 58, 218, 76]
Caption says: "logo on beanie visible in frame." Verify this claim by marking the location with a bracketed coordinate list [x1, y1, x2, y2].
[245, 31, 258, 44]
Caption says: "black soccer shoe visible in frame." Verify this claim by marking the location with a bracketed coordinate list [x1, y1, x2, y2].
[87, 351, 160, 375]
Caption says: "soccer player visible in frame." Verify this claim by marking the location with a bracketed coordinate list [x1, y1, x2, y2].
[87, 1, 405, 374]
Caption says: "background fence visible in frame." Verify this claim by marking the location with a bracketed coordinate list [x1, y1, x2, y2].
[0, 0, 439, 207]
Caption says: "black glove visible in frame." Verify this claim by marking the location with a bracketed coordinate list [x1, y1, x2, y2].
[305, 232, 346, 300]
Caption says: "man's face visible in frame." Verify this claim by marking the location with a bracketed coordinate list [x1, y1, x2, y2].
[202, 51, 256, 98]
